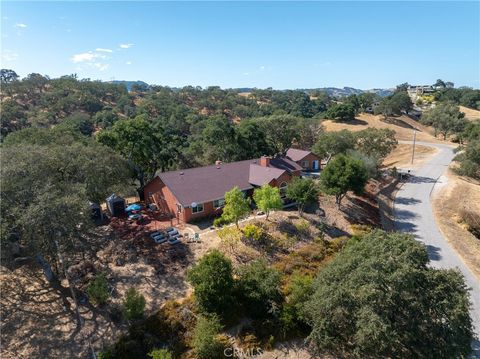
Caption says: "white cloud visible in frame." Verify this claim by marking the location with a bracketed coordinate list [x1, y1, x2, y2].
[14, 23, 27, 28]
[96, 48, 113, 53]
[2, 49, 19, 62]
[94, 63, 109, 71]
[259, 66, 266, 71]
[243, 72, 250, 76]
[119, 43, 134, 49]
[71, 51, 106, 63]
[126, 61, 132, 65]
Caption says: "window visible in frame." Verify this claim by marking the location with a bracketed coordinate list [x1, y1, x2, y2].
[301, 160, 309, 169]
[192, 203, 204, 214]
[176, 204, 182, 213]
[279, 182, 288, 198]
[213, 198, 225, 208]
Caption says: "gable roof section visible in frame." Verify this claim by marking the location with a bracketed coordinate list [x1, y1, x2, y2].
[286, 148, 312, 162]
[270, 156, 303, 172]
[159, 159, 254, 207]
[248, 164, 285, 186]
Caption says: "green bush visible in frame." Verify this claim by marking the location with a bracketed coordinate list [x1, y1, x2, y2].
[243, 224, 264, 241]
[148, 348, 173, 359]
[122, 288, 146, 321]
[237, 260, 282, 318]
[192, 315, 226, 359]
[213, 216, 230, 227]
[187, 250, 235, 316]
[86, 273, 109, 305]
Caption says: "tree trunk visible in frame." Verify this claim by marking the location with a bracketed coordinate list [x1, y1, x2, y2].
[54, 241, 82, 327]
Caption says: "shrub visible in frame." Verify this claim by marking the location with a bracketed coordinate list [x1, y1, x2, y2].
[187, 250, 235, 317]
[86, 273, 109, 305]
[237, 260, 282, 318]
[280, 272, 314, 336]
[213, 216, 230, 227]
[148, 349, 173, 359]
[192, 315, 226, 359]
[294, 219, 311, 237]
[243, 224, 264, 241]
[122, 288, 146, 321]
[458, 208, 480, 238]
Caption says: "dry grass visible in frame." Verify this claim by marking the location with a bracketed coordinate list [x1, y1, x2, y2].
[459, 105, 480, 121]
[382, 143, 438, 169]
[432, 168, 480, 279]
[322, 113, 443, 142]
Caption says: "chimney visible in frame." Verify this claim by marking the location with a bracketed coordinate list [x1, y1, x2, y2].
[260, 156, 270, 167]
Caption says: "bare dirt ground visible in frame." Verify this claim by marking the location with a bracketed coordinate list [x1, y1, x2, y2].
[432, 168, 480, 279]
[459, 105, 480, 121]
[1, 265, 121, 359]
[382, 143, 438, 169]
[322, 113, 443, 143]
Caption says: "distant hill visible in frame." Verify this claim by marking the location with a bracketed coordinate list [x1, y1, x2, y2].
[110, 80, 149, 91]
[304, 87, 394, 97]
[236, 87, 394, 97]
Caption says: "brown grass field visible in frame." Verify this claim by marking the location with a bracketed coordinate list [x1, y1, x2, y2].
[322, 113, 443, 142]
[432, 168, 480, 279]
[459, 105, 480, 121]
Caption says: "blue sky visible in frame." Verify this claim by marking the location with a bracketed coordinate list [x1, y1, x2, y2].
[1, 1, 479, 89]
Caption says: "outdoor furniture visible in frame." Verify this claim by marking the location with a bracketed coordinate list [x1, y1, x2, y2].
[168, 229, 179, 236]
[153, 233, 166, 241]
[194, 233, 200, 243]
[183, 233, 190, 241]
[155, 237, 168, 244]
[149, 231, 161, 239]
[166, 227, 176, 233]
[168, 237, 181, 245]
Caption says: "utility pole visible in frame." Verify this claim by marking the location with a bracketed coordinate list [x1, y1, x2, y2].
[411, 129, 417, 164]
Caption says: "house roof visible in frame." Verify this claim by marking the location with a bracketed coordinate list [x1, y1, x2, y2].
[248, 164, 285, 186]
[159, 159, 254, 207]
[157, 153, 302, 207]
[286, 148, 313, 162]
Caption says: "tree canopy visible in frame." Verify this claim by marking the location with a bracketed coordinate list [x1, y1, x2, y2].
[320, 154, 368, 208]
[303, 230, 473, 358]
[220, 187, 251, 228]
[253, 184, 283, 220]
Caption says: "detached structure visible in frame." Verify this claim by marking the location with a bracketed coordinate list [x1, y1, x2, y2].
[106, 193, 126, 217]
[144, 148, 321, 223]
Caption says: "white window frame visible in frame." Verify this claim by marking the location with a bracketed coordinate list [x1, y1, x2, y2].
[301, 160, 309, 169]
[192, 203, 204, 214]
[176, 204, 182, 213]
[213, 198, 225, 209]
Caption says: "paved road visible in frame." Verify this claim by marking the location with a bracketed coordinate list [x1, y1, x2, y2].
[393, 140, 480, 356]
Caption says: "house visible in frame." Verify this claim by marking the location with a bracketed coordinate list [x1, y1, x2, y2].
[285, 148, 322, 171]
[144, 154, 303, 223]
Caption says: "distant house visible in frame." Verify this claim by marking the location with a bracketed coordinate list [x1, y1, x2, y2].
[285, 148, 322, 171]
[144, 152, 304, 223]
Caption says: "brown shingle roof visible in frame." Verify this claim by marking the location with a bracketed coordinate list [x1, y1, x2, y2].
[157, 152, 303, 207]
[286, 148, 312, 162]
[159, 159, 254, 207]
[248, 164, 285, 186]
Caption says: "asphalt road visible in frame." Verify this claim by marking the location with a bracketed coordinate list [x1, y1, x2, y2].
[393, 140, 480, 356]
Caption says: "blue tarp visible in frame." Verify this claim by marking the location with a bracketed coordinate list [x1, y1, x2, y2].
[125, 203, 142, 212]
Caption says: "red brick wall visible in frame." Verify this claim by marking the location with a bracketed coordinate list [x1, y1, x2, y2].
[297, 153, 321, 170]
[144, 177, 181, 220]
[144, 171, 300, 224]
